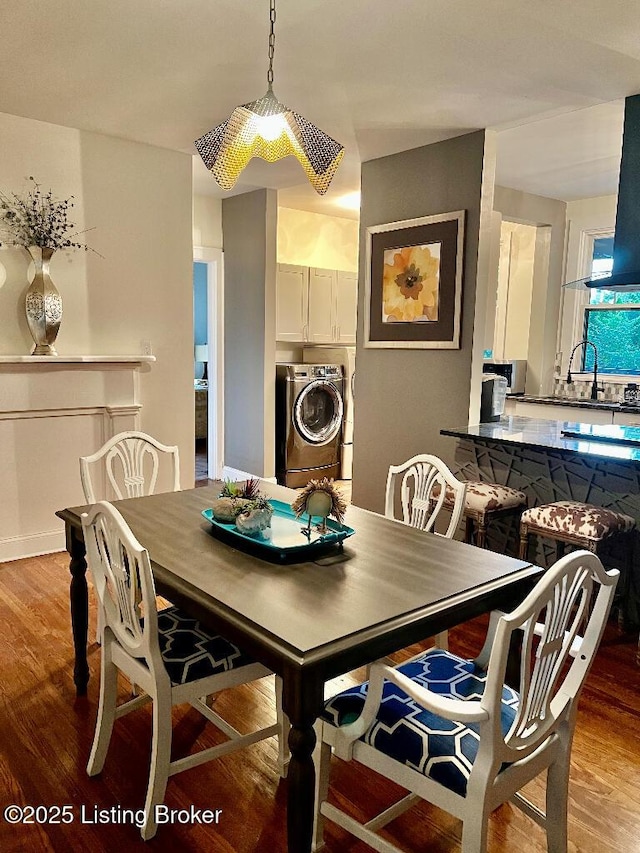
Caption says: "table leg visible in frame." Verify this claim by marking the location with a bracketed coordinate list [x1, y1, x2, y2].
[283, 669, 324, 853]
[67, 523, 89, 696]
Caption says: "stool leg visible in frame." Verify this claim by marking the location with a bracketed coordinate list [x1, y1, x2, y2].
[518, 529, 528, 560]
[475, 516, 487, 549]
[556, 541, 566, 561]
[616, 531, 635, 632]
[464, 516, 475, 546]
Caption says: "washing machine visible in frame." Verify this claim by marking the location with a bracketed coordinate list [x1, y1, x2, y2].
[304, 347, 355, 479]
[275, 364, 344, 487]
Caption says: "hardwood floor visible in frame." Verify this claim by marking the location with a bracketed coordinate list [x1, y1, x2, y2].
[1, 550, 639, 852]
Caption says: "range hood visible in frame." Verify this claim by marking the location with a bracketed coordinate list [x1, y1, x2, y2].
[566, 93, 640, 292]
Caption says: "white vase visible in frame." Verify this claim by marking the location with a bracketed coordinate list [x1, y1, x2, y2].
[25, 246, 62, 355]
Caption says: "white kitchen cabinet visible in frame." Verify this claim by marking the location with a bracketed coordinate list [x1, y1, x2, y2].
[504, 398, 517, 416]
[334, 271, 358, 343]
[307, 267, 335, 343]
[276, 264, 308, 342]
[276, 264, 357, 344]
[513, 401, 614, 425]
[613, 410, 640, 426]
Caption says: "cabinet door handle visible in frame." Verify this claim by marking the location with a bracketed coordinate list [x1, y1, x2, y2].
[303, 324, 309, 341]
[336, 325, 340, 340]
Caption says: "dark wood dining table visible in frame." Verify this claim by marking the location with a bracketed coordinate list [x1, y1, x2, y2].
[57, 480, 541, 853]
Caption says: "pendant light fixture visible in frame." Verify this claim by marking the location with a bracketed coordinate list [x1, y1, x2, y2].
[195, 0, 344, 195]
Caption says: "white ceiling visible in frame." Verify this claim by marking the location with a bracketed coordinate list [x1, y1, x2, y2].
[1, 1, 639, 218]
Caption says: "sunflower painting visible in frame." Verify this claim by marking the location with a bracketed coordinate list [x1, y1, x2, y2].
[382, 242, 441, 323]
[364, 211, 465, 349]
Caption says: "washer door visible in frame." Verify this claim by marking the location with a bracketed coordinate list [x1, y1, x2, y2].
[293, 380, 344, 445]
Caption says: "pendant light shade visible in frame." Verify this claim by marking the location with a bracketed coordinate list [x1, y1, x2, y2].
[195, 0, 344, 195]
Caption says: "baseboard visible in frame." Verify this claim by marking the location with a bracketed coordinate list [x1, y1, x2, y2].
[222, 466, 278, 484]
[0, 529, 66, 563]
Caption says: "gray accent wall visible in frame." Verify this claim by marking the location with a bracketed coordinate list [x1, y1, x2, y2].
[222, 189, 277, 477]
[352, 131, 494, 513]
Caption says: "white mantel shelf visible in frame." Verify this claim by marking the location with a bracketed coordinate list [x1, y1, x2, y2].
[0, 355, 156, 364]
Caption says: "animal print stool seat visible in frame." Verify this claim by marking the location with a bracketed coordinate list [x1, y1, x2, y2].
[519, 501, 635, 559]
[433, 481, 528, 549]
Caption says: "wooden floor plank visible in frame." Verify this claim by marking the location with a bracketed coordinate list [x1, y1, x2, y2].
[0, 552, 639, 851]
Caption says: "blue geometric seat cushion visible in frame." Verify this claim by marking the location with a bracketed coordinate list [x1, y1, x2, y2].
[157, 606, 255, 685]
[322, 648, 519, 797]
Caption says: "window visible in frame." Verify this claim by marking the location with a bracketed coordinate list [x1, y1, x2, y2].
[582, 235, 640, 375]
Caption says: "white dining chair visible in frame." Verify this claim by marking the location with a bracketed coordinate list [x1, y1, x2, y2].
[82, 501, 288, 840]
[80, 431, 181, 646]
[80, 430, 180, 503]
[385, 453, 466, 540]
[385, 453, 467, 648]
[312, 550, 618, 853]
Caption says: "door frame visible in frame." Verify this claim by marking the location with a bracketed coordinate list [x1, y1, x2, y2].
[194, 246, 224, 480]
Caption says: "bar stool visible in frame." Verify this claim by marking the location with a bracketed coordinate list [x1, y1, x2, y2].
[434, 481, 528, 548]
[519, 501, 636, 634]
[518, 501, 636, 561]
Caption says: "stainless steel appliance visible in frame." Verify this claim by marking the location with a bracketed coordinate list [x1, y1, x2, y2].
[482, 359, 527, 394]
[275, 364, 344, 487]
[480, 374, 508, 422]
[303, 346, 355, 479]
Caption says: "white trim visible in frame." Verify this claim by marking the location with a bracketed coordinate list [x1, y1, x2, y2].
[194, 247, 225, 481]
[0, 529, 65, 562]
[0, 355, 155, 364]
[564, 227, 615, 372]
[222, 465, 277, 485]
[0, 404, 141, 421]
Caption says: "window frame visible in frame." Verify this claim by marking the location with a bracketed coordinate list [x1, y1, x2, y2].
[567, 227, 640, 379]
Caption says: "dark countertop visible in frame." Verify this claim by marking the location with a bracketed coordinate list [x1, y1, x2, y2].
[511, 394, 640, 414]
[441, 415, 640, 464]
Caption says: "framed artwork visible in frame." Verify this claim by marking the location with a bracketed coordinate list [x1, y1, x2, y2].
[364, 210, 465, 349]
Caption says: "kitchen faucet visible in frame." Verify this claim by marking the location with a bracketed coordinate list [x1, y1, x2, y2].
[566, 339, 603, 400]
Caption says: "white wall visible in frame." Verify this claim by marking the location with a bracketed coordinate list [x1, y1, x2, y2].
[277, 207, 359, 271]
[0, 111, 195, 559]
[558, 194, 617, 373]
[493, 186, 567, 395]
[193, 194, 223, 248]
[493, 222, 536, 360]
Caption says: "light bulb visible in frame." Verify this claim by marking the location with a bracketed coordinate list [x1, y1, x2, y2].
[256, 113, 287, 142]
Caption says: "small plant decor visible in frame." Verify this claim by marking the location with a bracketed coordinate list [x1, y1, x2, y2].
[211, 479, 274, 535]
[0, 176, 97, 252]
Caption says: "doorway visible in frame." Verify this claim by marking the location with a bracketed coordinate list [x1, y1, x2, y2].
[193, 247, 224, 483]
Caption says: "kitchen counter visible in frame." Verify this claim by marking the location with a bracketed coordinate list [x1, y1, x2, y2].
[441, 415, 640, 464]
[511, 394, 640, 415]
[440, 415, 640, 626]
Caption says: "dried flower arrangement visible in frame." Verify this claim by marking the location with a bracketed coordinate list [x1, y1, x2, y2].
[0, 176, 97, 252]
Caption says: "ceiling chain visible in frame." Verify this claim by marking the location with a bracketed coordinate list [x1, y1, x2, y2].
[267, 0, 276, 89]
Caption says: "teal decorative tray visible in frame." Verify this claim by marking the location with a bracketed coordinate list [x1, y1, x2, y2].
[202, 499, 354, 559]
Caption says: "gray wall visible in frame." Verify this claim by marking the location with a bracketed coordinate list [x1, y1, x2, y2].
[493, 186, 567, 395]
[222, 189, 277, 477]
[352, 131, 493, 513]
